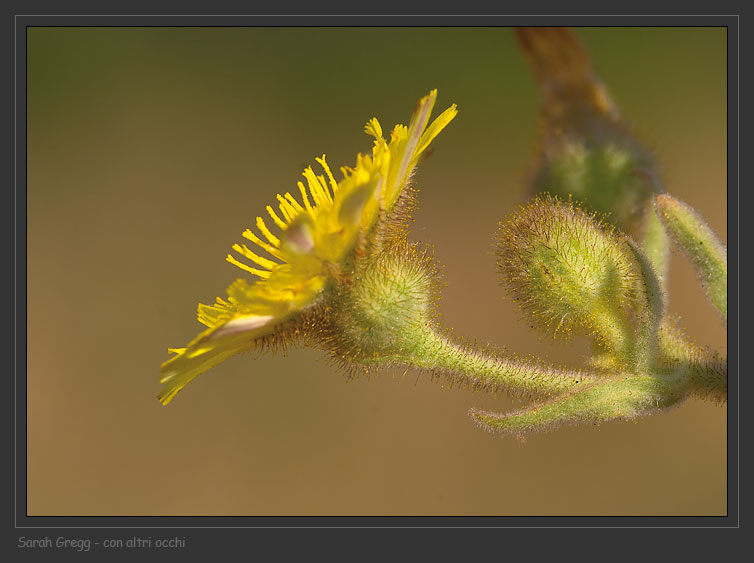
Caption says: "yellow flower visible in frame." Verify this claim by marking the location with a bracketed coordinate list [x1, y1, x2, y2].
[159, 90, 457, 405]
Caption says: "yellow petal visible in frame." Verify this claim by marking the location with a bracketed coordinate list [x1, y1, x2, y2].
[159, 315, 278, 405]
[415, 103, 458, 157]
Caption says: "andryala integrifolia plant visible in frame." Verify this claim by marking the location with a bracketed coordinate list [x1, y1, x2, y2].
[160, 28, 726, 440]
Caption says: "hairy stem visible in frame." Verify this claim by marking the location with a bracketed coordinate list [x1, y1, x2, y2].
[357, 326, 597, 399]
[658, 319, 727, 402]
[624, 237, 664, 372]
[642, 206, 670, 293]
[590, 305, 635, 366]
[470, 373, 686, 437]
[655, 194, 727, 321]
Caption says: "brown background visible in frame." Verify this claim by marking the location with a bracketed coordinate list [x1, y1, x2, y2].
[27, 27, 727, 516]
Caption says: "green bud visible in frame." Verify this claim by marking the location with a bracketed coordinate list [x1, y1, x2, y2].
[496, 196, 638, 343]
[532, 141, 655, 234]
[322, 242, 440, 361]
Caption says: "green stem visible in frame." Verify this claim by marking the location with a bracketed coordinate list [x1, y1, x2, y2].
[658, 319, 727, 402]
[624, 237, 664, 372]
[642, 206, 670, 293]
[655, 194, 727, 321]
[470, 373, 686, 437]
[682, 355, 728, 404]
[589, 305, 634, 366]
[358, 327, 597, 399]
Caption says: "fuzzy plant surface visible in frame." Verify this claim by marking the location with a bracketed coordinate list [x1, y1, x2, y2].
[159, 28, 727, 440]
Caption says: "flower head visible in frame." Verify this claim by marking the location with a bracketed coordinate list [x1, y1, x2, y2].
[159, 91, 457, 405]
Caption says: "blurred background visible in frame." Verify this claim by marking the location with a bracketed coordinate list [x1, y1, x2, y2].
[27, 27, 727, 516]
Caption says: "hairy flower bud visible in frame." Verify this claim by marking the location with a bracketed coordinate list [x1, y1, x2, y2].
[496, 196, 637, 340]
[321, 242, 441, 361]
[532, 142, 655, 233]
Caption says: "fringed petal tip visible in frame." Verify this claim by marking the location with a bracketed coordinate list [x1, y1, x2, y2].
[158, 314, 279, 406]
